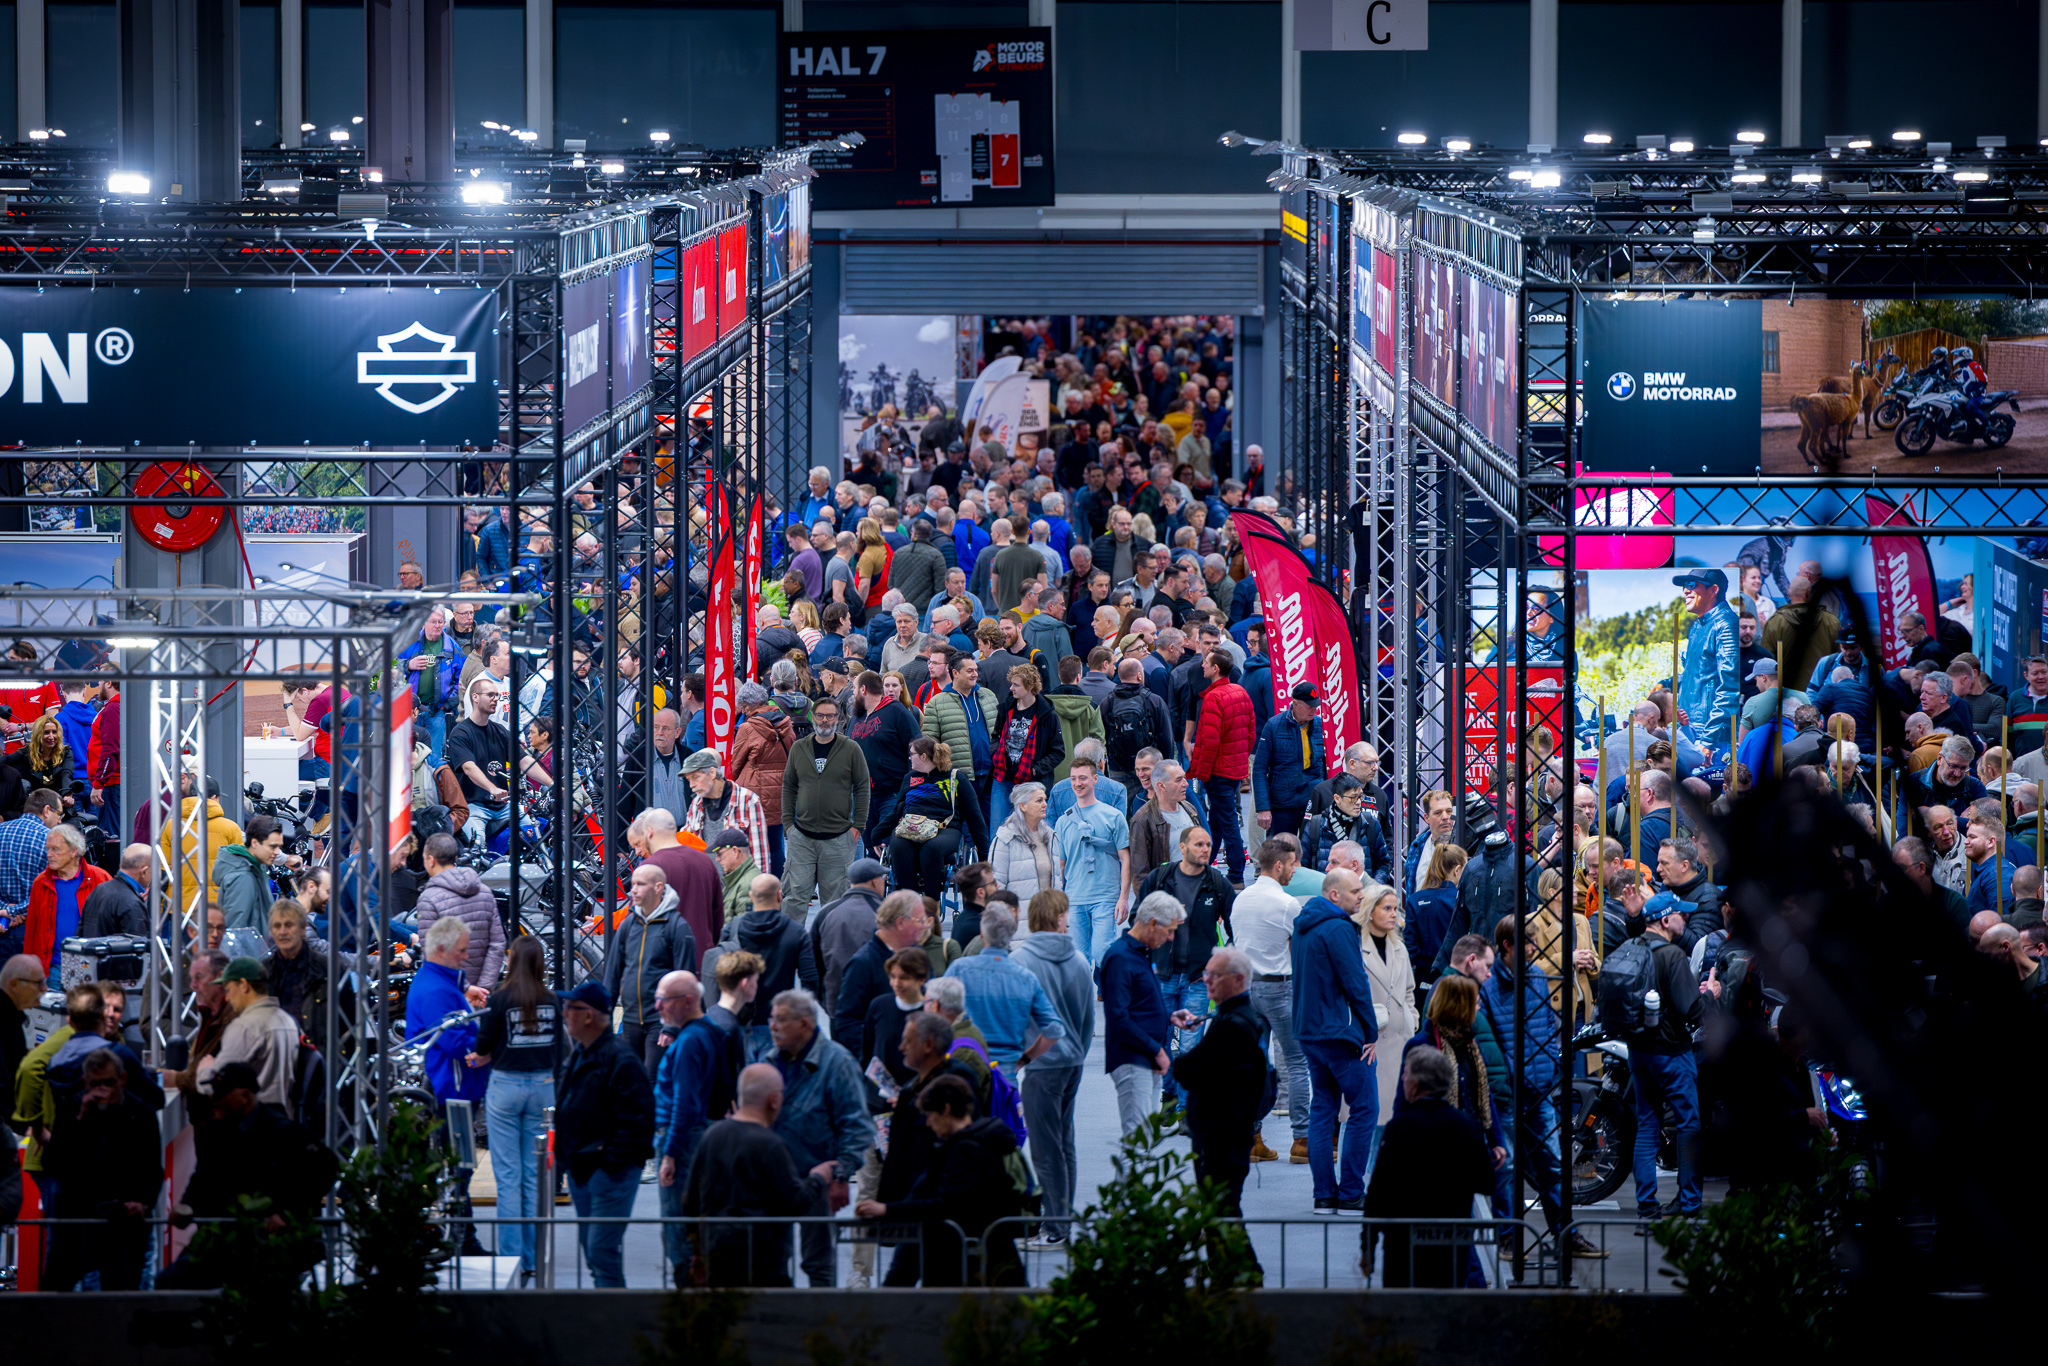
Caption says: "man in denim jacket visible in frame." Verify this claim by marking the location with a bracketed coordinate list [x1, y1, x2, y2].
[1672, 568, 1742, 763]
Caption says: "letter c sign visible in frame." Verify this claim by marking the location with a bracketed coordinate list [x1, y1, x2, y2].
[1368, 0, 1391, 43]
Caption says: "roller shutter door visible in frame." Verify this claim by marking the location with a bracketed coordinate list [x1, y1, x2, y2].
[840, 239, 1266, 315]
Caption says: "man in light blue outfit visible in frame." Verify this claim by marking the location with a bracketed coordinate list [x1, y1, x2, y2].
[1051, 757, 1131, 963]
[1672, 567, 1742, 763]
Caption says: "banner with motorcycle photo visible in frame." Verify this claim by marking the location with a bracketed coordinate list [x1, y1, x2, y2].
[1567, 522, 1976, 771]
[1580, 297, 2048, 476]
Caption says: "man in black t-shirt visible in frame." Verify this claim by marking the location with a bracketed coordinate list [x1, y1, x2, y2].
[446, 674, 549, 844]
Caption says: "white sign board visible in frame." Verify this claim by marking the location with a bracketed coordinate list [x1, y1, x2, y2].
[1295, 0, 1428, 50]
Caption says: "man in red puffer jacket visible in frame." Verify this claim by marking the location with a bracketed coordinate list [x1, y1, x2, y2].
[1189, 650, 1256, 884]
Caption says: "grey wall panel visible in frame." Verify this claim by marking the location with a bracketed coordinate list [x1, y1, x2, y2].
[841, 239, 1266, 314]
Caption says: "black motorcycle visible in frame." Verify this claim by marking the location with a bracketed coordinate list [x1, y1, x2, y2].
[245, 781, 318, 893]
[1569, 1022, 1677, 1205]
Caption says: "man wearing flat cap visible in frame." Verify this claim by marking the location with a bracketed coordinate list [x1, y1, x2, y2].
[1672, 567, 1741, 761]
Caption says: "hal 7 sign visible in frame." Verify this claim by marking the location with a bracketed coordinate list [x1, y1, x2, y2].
[0, 286, 499, 447]
[782, 28, 1054, 210]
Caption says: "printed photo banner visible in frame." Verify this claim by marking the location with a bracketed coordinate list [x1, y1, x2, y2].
[1230, 509, 1361, 773]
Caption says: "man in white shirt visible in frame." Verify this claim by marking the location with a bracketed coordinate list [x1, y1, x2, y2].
[1232, 837, 1312, 1164]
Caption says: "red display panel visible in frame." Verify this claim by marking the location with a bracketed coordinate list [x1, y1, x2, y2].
[682, 237, 718, 363]
[717, 223, 750, 338]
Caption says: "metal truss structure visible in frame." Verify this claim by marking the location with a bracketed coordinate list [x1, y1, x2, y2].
[0, 143, 818, 1150]
[1261, 137, 2048, 1287]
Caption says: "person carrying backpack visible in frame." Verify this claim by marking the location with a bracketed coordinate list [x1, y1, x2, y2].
[1100, 659, 1173, 805]
[1599, 892, 1705, 1220]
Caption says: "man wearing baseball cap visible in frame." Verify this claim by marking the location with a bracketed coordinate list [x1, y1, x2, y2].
[554, 979, 655, 1288]
[1670, 567, 1741, 762]
[1254, 682, 1327, 839]
[1625, 893, 1704, 1221]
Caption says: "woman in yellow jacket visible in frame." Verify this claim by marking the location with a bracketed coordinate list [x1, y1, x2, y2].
[159, 776, 244, 919]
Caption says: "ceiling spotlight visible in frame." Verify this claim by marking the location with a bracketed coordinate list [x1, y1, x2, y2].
[1848, 139, 1872, 149]
[650, 130, 672, 143]
[106, 636, 160, 650]
[26, 129, 48, 141]
[1668, 140, 1695, 154]
[460, 181, 507, 205]
[1791, 166, 1822, 183]
[363, 168, 385, 183]
[1583, 132, 1612, 145]
[1732, 170, 1767, 184]
[1932, 157, 1949, 172]
[106, 172, 151, 196]
[1893, 129, 1921, 142]
[300, 122, 316, 132]
[1444, 137, 1472, 152]
[1396, 131, 1427, 145]
[1736, 130, 1766, 144]
[329, 129, 350, 142]
[48, 130, 64, 138]
[1507, 168, 1533, 181]
[1693, 217, 1716, 243]
[516, 129, 538, 143]
[1531, 167, 1561, 188]
[1954, 168, 1991, 182]
[601, 160, 625, 175]
[483, 121, 502, 130]
[351, 115, 364, 125]
[1218, 130, 1251, 148]
[260, 177, 302, 195]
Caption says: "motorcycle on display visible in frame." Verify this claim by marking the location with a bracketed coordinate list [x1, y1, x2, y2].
[1895, 377, 2020, 456]
[1810, 1060, 1875, 1187]
[1869, 349, 1944, 431]
[245, 780, 320, 894]
[460, 789, 606, 986]
[1569, 1022, 1677, 1205]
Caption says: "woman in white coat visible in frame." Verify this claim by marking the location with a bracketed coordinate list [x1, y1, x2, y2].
[1353, 876, 1418, 1176]
[989, 781, 1060, 902]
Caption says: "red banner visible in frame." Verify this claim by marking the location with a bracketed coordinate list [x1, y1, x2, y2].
[683, 238, 717, 363]
[743, 489, 763, 678]
[1230, 510, 1361, 775]
[717, 223, 750, 338]
[705, 482, 737, 763]
[1867, 494, 1939, 669]
[1460, 667, 1566, 795]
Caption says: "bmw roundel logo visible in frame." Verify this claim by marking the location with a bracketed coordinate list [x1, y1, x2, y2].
[1607, 372, 1636, 401]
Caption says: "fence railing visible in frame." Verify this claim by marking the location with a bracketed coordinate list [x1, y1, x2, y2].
[4, 1210, 1684, 1294]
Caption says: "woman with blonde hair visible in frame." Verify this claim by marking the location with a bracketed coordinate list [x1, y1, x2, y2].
[856, 517, 892, 613]
[788, 598, 824, 651]
[23, 713, 72, 800]
[1351, 877, 1416, 1177]
[1530, 866, 1596, 1030]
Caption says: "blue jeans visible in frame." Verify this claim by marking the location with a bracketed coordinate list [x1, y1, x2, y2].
[568, 1164, 640, 1287]
[1249, 978, 1309, 1141]
[1632, 1048, 1702, 1215]
[98, 788, 121, 844]
[483, 1070, 554, 1272]
[465, 799, 509, 846]
[989, 780, 1013, 831]
[1156, 971, 1209, 1106]
[1203, 779, 1245, 880]
[1302, 1037, 1377, 1202]
[418, 712, 448, 771]
[1069, 899, 1118, 965]
[654, 1127, 694, 1273]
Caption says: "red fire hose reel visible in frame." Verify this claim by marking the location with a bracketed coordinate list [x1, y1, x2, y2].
[129, 460, 226, 552]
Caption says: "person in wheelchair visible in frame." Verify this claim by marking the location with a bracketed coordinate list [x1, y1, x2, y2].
[875, 739, 988, 902]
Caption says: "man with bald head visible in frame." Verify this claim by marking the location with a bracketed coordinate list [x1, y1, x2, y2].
[1101, 656, 1175, 802]
[682, 1061, 840, 1286]
[2, 951, 43, 1106]
[654, 968, 736, 1283]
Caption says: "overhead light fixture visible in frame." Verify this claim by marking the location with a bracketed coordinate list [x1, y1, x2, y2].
[260, 177, 302, 195]
[1396, 131, 1427, 145]
[1954, 169, 1991, 182]
[1736, 130, 1766, 144]
[460, 181, 507, 205]
[363, 167, 385, 183]
[1583, 132, 1612, 145]
[516, 129, 538, 143]
[1791, 166, 1822, 183]
[1693, 216, 1716, 243]
[106, 172, 151, 196]
[329, 129, 350, 142]
[1668, 140, 1695, 154]
[483, 121, 502, 130]
[26, 129, 48, 141]
[106, 636, 160, 650]
[601, 160, 625, 175]
[300, 122, 316, 132]
[1893, 129, 1922, 142]
[1847, 138, 1872, 149]
[650, 130, 672, 143]
[1507, 168, 1533, 181]
[1530, 167, 1561, 188]
[1732, 170, 1767, 184]
[1444, 137, 1472, 152]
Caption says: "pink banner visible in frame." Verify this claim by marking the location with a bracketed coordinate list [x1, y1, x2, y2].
[1867, 493, 1939, 669]
[1230, 510, 1361, 775]
[706, 482, 738, 763]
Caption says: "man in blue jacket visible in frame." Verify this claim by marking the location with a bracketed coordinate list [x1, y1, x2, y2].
[1290, 866, 1378, 1216]
[1255, 683, 1327, 836]
[1098, 892, 1182, 1138]
[765, 986, 872, 1286]
[653, 969, 733, 1284]
[1477, 912, 1603, 1260]
[407, 915, 487, 1255]
[1672, 568, 1742, 764]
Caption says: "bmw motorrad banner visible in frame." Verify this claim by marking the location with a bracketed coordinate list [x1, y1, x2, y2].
[1581, 298, 1762, 476]
[1229, 509, 1360, 774]
[0, 286, 498, 447]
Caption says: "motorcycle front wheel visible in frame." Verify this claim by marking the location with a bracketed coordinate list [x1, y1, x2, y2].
[1874, 397, 1906, 431]
[1570, 1078, 1633, 1205]
[1987, 413, 2016, 448]
[1895, 414, 1938, 456]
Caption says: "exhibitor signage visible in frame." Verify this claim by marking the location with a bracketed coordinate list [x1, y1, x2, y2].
[0, 286, 498, 447]
[1581, 298, 1762, 476]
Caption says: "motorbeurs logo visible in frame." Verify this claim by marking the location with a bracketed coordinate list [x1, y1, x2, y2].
[357, 321, 478, 414]
[1611, 370, 1736, 403]
[977, 39, 1045, 71]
